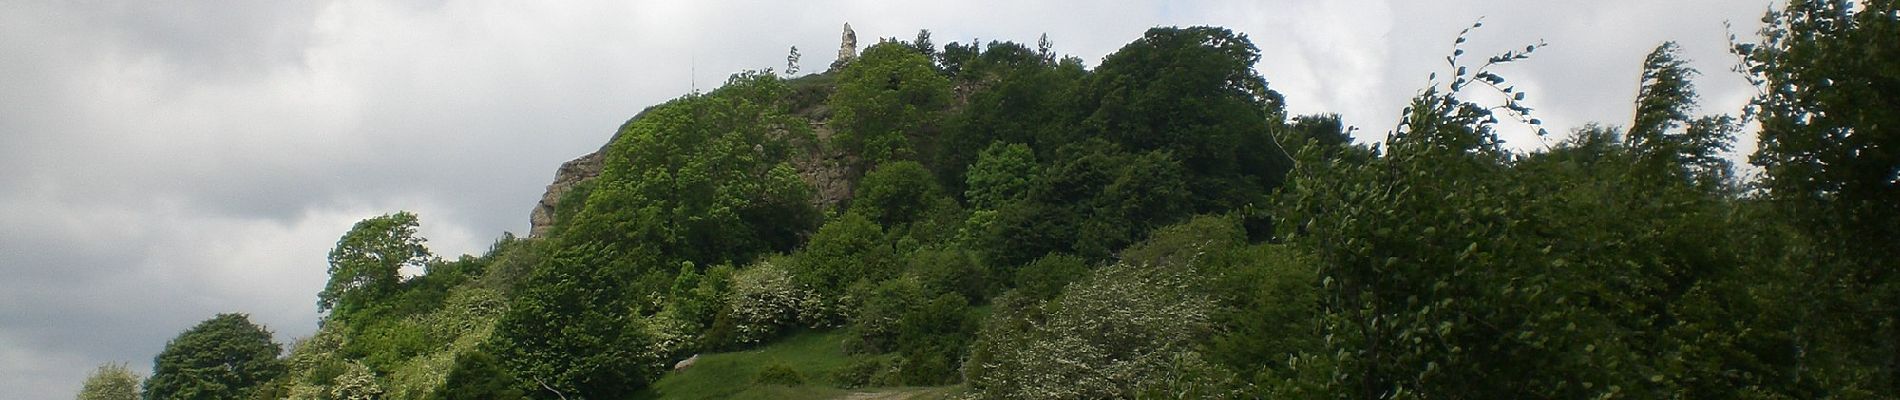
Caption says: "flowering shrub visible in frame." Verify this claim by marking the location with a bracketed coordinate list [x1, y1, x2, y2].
[727, 260, 823, 344]
[966, 260, 1233, 399]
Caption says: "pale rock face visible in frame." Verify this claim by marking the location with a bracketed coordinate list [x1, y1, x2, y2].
[832, 23, 858, 71]
[527, 149, 604, 238]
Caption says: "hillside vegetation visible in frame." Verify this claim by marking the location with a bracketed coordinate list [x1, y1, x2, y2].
[93, 3, 1900, 399]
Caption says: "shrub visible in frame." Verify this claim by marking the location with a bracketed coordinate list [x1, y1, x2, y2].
[754, 363, 807, 386]
[728, 259, 822, 344]
[1012, 253, 1088, 300]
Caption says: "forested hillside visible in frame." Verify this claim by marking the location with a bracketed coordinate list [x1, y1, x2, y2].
[87, 1, 1897, 398]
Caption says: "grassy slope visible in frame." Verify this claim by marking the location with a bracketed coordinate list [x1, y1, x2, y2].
[632, 330, 962, 400]
[633, 330, 854, 400]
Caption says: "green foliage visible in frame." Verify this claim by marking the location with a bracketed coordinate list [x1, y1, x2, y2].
[935, 41, 1086, 191]
[322, 211, 432, 315]
[961, 142, 1038, 210]
[78, 363, 141, 400]
[1011, 253, 1087, 301]
[903, 245, 990, 303]
[727, 258, 821, 345]
[980, 140, 1190, 266]
[754, 363, 807, 386]
[1736, 0, 1900, 392]
[829, 42, 953, 167]
[488, 245, 663, 399]
[104, 21, 1900, 400]
[830, 354, 903, 389]
[327, 362, 383, 400]
[966, 258, 1224, 399]
[851, 160, 945, 228]
[845, 278, 930, 354]
[1628, 41, 1737, 189]
[639, 330, 857, 399]
[791, 212, 900, 298]
[561, 70, 818, 268]
[431, 350, 523, 400]
[1080, 26, 1293, 212]
[144, 314, 285, 400]
[892, 293, 975, 385]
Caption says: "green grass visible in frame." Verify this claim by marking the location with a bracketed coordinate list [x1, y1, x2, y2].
[632, 330, 857, 400]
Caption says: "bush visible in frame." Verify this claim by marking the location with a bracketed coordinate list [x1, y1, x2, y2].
[728, 259, 822, 344]
[792, 212, 900, 299]
[1013, 253, 1088, 300]
[846, 278, 929, 354]
[853, 160, 944, 228]
[894, 294, 975, 385]
[431, 350, 523, 399]
[831, 356, 902, 389]
[965, 261, 1227, 399]
[905, 246, 991, 302]
[754, 363, 807, 386]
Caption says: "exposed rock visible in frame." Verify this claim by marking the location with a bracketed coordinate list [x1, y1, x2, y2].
[831, 23, 858, 71]
[789, 121, 855, 212]
[529, 79, 858, 236]
[528, 149, 604, 238]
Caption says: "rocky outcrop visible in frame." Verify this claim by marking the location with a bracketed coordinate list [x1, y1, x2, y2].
[530, 26, 864, 236]
[791, 121, 855, 211]
[831, 23, 858, 71]
[528, 148, 605, 237]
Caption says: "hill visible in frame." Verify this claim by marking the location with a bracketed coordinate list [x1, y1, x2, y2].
[99, 5, 1900, 398]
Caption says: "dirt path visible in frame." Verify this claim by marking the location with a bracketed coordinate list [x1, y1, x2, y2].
[837, 386, 956, 400]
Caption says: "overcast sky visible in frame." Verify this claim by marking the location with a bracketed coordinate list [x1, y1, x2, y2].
[1, 1, 1774, 398]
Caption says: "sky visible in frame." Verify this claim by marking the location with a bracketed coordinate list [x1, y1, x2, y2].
[1, 1, 1775, 398]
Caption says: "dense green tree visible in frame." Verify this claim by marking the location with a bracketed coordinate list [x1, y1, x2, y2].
[1010, 253, 1087, 301]
[903, 245, 990, 303]
[431, 350, 524, 400]
[488, 245, 663, 399]
[851, 160, 944, 228]
[561, 71, 817, 269]
[829, 41, 953, 168]
[791, 212, 900, 298]
[78, 363, 140, 400]
[1627, 41, 1737, 189]
[967, 254, 1227, 399]
[981, 140, 1190, 266]
[1079, 26, 1293, 211]
[144, 314, 284, 400]
[961, 142, 1038, 211]
[1737, 0, 1900, 392]
[320, 211, 432, 315]
[935, 42, 1086, 191]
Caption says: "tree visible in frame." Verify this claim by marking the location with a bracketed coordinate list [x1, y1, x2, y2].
[1628, 41, 1736, 188]
[488, 245, 663, 399]
[792, 212, 899, 298]
[431, 350, 524, 400]
[851, 160, 945, 228]
[785, 46, 801, 76]
[321, 211, 432, 314]
[1737, 0, 1900, 392]
[77, 363, 140, 400]
[962, 142, 1038, 211]
[560, 71, 817, 268]
[828, 41, 953, 168]
[144, 314, 284, 400]
[1079, 26, 1293, 212]
[909, 29, 936, 61]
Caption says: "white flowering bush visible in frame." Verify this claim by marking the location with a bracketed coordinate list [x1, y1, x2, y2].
[329, 361, 384, 400]
[727, 260, 823, 344]
[966, 260, 1236, 399]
